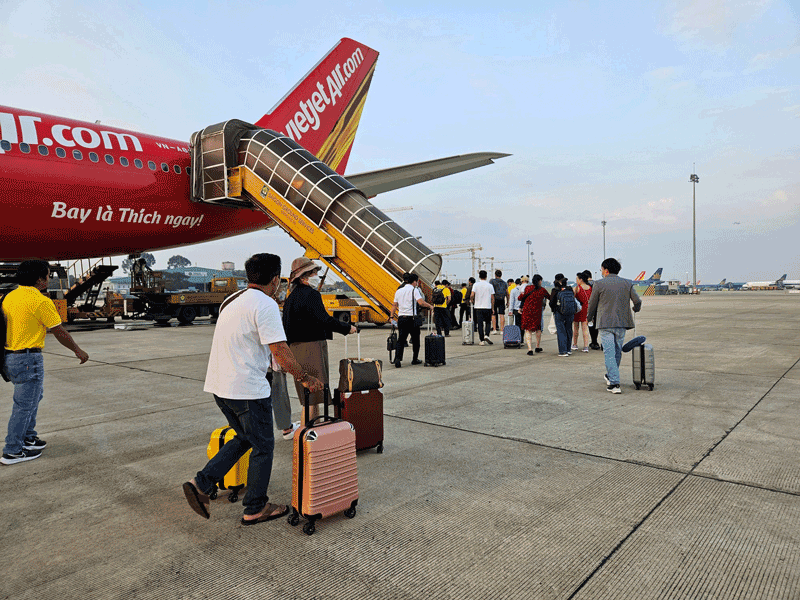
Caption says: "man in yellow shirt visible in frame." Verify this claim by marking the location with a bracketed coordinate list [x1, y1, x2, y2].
[432, 280, 452, 337]
[2, 260, 89, 465]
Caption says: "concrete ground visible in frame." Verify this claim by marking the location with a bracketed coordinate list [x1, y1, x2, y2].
[1, 291, 798, 599]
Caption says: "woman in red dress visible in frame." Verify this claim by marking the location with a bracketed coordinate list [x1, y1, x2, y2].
[518, 274, 550, 356]
[572, 271, 592, 352]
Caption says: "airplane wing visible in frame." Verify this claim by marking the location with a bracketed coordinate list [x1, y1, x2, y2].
[345, 152, 511, 198]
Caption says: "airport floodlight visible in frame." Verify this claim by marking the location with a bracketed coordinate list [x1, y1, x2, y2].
[690, 168, 699, 292]
[526, 240, 532, 277]
[601, 218, 607, 260]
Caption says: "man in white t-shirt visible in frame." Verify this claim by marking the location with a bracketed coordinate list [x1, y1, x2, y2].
[470, 270, 495, 346]
[389, 272, 434, 367]
[183, 253, 323, 526]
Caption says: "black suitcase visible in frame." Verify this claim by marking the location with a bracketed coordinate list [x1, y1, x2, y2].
[424, 316, 446, 367]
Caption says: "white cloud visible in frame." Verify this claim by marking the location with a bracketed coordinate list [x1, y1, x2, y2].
[663, 0, 772, 53]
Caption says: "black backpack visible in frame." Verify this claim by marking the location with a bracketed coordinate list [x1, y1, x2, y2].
[431, 287, 445, 305]
[557, 288, 577, 316]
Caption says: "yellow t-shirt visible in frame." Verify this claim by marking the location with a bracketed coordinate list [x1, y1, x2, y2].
[434, 285, 451, 309]
[3, 286, 62, 351]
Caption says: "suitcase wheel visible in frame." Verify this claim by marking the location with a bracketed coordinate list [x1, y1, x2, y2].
[344, 506, 357, 519]
[377, 442, 384, 454]
[648, 384, 654, 391]
[634, 383, 641, 390]
[287, 511, 300, 527]
[209, 486, 218, 501]
[303, 522, 316, 536]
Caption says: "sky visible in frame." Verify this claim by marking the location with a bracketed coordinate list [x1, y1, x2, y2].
[3, 0, 799, 283]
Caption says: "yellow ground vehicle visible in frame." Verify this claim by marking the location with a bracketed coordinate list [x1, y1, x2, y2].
[129, 275, 247, 324]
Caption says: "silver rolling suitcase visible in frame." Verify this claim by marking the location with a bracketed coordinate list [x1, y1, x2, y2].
[632, 343, 655, 390]
[462, 320, 474, 345]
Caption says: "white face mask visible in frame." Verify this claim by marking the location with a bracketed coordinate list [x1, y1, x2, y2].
[307, 276, 320, 288]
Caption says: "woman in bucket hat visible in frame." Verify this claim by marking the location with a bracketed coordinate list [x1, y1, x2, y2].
[282, 257, 357, 424]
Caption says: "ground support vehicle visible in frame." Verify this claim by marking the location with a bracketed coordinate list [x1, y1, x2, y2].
[128, 276, 246, 325]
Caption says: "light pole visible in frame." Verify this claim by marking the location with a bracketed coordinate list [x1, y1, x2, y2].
[601, 217, 607, 259]
[690, 169, 699, 294]
[526, 240, 532, 277]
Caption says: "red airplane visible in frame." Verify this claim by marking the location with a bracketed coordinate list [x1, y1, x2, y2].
[2, 38, 507, 263]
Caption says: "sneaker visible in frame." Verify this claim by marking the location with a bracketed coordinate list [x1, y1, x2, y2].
[1, 448, 42, 465]
[411, 359, 422, 365]
[607, 385, 621, 394]
[582, 347, 589, 353]
[527, 350, 534, 356]
[571, 345, 578, 351]
[281, 422, 300, 440]
[23, 436, 46, 450]
[535, 347, 543, 353]
[485, 339, 493, 345]
[394, 362, 402, 368]
[567, 352, 572, 356]
[480, 340, 486, 346]
[604, 373, 610, 385]
[558, 353, 569, 357]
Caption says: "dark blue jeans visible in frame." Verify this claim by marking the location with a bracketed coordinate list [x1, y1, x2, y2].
[3, 353, 44, 455]
[195, 394, 275, 516]
[554, 312, 574, 354]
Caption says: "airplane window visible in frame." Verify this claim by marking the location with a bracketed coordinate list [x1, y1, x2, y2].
[161, 163, 168, 173]
[0, 140, 10, 151]
[120, 157, 129, 167]
[173, 165, 181, 174]
[38, 145, 49, 156]
[73, 150, 83, 160]
[56, 147, 66, 158]
[89, 152, 99, 162]
[20, 143, 30, 153]
[105, 154, 114, 165]
[134, 158, 143, 169]
[148, 161, 156, 171]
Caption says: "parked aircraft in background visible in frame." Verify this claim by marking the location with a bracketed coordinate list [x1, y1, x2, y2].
[781, 277, 800, 290]
[633, 268, 664, 296]
[1, 37, 506, 265]
[741, 275, 787, 290]
[633, 270, 646, 281]
[695, 279, 728, 291]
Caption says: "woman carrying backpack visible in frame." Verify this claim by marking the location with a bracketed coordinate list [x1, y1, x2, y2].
[572, 272, 592, 353]
[517, 274, 550, 356]
[549, 273, 575, 356]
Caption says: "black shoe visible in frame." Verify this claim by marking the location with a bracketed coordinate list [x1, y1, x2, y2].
[411, 359, 422, 365]
[23, 436, 46, 450]
[1, 448, 42, 465]
[394, 362, 401, 368]
[485, 339, 493, 345]
[535, 347, 543, 353]
[527, 350, 534, 356]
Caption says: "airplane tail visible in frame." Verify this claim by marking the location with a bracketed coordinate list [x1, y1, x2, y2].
[634, 271, 646, 281]
[255, 38, 379, 175]
[778, 274, 787, 282]
[719, 279, 726, 285]
[651, 268, 663, 282]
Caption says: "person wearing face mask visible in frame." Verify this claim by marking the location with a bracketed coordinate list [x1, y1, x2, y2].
[282, 257, 357, 425]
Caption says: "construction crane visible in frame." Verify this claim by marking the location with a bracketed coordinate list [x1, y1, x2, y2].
[478, 257, 525, 277]
[431, 244, 483, 278]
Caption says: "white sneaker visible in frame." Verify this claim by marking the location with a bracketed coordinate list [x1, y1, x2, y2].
[480, 340, 486, 346]
[582, 347, 589, 353]
[282, 422, 300, 440]
[558, 353, 569, 357]
[571, 345, 578, 351]
[603, 374, 610, 385]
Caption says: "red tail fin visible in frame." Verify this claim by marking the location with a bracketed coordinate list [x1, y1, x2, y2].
[255, 38, 379, 175]
[634, 271, 646, 281]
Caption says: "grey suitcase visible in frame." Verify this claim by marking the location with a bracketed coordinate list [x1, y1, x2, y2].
[632, 343, 655, 390]
[462, 320, 474, 345]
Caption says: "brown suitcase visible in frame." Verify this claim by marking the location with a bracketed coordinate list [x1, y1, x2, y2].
[334, 388, 384, 453]
[289, 386, 359, 535]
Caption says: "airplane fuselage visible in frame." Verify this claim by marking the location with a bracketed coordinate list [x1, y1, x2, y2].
[1, 106, 272, 262]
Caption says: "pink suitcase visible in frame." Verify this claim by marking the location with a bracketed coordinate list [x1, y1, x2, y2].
[289, 385, 358, 535]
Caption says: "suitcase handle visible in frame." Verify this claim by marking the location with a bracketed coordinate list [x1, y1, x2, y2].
[303, 384, 337, 427]
[344, 329, 362, 359]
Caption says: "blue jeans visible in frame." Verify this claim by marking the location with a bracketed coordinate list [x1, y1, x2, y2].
[554, 312, 574, 354]
[599, 328, 626, 385]
[195, 395, 275, 516]
[3, 353, 44, 455]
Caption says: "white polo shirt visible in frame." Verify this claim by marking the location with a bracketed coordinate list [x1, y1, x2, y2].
[204, 289, 286, 399]
[472, 280, 494, 309]
[393, 284, 423, 316]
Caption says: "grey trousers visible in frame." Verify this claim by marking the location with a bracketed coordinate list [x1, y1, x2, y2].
[268, 369, 293, 431]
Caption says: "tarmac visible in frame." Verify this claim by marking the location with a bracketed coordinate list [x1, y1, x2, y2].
[1, 290, 799, 599]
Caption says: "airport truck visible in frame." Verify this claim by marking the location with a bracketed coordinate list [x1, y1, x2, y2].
[128, 274, 247, 324]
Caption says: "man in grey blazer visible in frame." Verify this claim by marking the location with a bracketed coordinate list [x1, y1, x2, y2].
[586, 258, 642, 393]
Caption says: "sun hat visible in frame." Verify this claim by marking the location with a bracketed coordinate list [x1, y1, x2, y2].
[289, 257, 320, 282]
